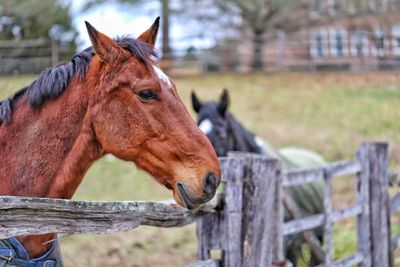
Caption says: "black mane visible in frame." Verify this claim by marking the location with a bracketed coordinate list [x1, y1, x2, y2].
[225, 113, 263, 154]
[0, 37, 155, 125]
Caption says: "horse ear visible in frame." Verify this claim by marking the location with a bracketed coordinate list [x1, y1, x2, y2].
[218, 89, 229, 115]
[191, 91, 202, 113]
[137, 17, 160, 46]
[85, 21, 123, 63]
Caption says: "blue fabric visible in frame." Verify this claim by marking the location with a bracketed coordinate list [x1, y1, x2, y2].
[0, 237, 62, 267]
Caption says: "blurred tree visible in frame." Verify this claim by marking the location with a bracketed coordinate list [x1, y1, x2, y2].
[83, 0, 172, 59]
[219, 0, 308, 70]
[0, 0, 77, 54]
[161, 0, 171, 59]
[189, 0, 308, 70]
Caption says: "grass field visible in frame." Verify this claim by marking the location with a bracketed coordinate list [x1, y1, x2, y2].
[0, 72, 399, 266]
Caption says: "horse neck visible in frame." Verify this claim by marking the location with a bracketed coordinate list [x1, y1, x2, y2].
[0, 77, 103, 199]
[0, 75, 105, 258]
[226, 114, 259, 153]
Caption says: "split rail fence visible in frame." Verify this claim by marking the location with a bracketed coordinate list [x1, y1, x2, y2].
[0, 142, 398, 266]
[0, 38, 60, 74]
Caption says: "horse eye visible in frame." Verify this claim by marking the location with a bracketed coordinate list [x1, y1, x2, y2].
[138, 89, 157, 101]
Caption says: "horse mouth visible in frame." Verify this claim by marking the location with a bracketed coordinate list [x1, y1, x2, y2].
[177, 183, 197, 210]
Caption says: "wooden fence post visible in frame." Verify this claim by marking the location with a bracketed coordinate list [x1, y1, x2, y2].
[276, 31, 286, 71]
[241, 155, 280, 267]
[196, 156, 246, 267]
[272, 171, 285, 264]
[221, 155, 247, 267]
[357, 142, 390, 267]
[356, 144, 372, 267]
[51, 38, 60, 66]
[323, 168, 334, 266]
[196, 154, 280, 267]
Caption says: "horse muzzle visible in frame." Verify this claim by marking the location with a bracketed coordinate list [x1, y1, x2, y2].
[176, 172, 219, 209]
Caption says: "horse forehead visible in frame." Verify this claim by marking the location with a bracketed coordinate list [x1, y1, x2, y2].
[152, 65, 171, 87]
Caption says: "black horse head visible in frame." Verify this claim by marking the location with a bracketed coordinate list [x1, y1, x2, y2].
[191, 89, 263, 157]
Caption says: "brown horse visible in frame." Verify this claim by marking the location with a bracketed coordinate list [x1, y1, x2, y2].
[0, 18, 220, 260]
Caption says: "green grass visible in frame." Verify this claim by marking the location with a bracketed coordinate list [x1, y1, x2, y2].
[75, 157, 170, 201]
[1, 72, 399, 266]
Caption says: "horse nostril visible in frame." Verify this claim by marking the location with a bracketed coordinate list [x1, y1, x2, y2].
[203, 172, 217, 197]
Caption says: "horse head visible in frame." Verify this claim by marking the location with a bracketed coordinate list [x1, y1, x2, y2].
[86, 19, 220, 209]
[192, 89, 230, 156]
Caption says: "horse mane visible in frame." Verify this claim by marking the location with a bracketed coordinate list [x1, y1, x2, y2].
[0, 37, 156, 125]
[225, 113, 261, 154]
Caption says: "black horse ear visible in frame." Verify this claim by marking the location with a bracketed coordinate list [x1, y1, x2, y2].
[218, 88, 229, 115]
[191, 91, 202, 113]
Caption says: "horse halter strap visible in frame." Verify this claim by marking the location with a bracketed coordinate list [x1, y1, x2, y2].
[0, 238, 62, 267]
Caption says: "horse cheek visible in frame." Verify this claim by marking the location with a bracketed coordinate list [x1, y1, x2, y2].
[92, 106, 138, 158]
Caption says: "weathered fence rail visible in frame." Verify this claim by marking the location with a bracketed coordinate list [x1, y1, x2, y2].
[0, 142, 398, 267]
[0, 195, 221, 239]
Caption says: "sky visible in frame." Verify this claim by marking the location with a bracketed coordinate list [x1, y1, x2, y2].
[70, 0, 215, 52]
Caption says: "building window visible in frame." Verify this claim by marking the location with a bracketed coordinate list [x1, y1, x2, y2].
[310, 29, 328, 58]
[346, 0, 363, 14]
[351, 30, 369, 56]
[369, 0, 388, 11]
[392, 24, 400, 56]
[329, 0, 341, 15]
[310, 0, 322, 14]
[330, 28, 348, 56]
[372, 27, 386, 57]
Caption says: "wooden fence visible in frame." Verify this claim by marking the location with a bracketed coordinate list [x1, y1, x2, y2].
[280, 142, 399, 267]
[0, 38, 60, 74]
[0, 142, 398, 267]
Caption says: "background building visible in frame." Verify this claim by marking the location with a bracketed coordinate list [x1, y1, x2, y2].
[235, 0, 400, 71]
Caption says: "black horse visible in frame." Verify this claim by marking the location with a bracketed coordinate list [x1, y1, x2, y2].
[192, 89, 265, 157]
[192, 89, 325, 266]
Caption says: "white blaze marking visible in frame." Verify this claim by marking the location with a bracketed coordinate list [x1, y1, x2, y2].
[254, 136, 265, 147]
[105, 154, 116, 162]
[153, 65, 171, 86]
[199, 119, 213, 134]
